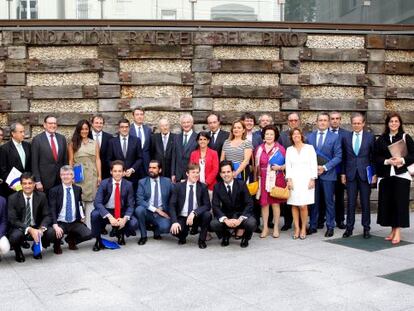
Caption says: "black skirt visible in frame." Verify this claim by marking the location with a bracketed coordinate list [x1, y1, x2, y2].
[377, 176, 411, 228]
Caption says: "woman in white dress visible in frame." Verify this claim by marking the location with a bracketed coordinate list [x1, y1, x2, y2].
[285, 128, 318, 240]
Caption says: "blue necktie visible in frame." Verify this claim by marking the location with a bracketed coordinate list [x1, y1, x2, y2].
[317, 131, 324, 149]
[153, 179, 160, 208]
[137, 126, 142, 140]
[354, 133, 360, 155]
[188, 185, 194, 214]
[65, 187, 73, 223]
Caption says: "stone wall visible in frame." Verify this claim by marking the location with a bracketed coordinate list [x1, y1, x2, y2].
[1, 29, 414, 139]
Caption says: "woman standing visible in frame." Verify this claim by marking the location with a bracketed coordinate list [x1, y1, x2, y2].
[255, 125, 287, 238]
[68, 119, 102, 228]
[190, 131, 219, 197]
[220, 120, 253, 182]
[374, 112, 414, 244]
[285, 128, 318, 239]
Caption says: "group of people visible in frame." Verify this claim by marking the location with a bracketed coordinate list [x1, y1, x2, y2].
[0, 108, 413, 263]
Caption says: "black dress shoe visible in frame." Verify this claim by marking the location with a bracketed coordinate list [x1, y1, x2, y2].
[53, 242, 63, 255]
[33, 253, 42, 260]
[254, 227, 262, 234]
[178, 239, 186, 245]
[337, 222, 346, 230]
[118, 234, 126, 245]
[307, 228, 317, 235]
[92, 239, 104, 252]
[240, 238, 249, 248]
[342, 230, 353, 238]
[22, 241, 30, 249]
[221, 236, 230, 247]
[153, 235, 162, 240]
[281, 224, 291, 231]
[138, 237, 147, 245]
[325, 229, 334, 237]
[14, 248, 25, 263]
[363, 229, 371, 239]
[198, 240, 207, 249]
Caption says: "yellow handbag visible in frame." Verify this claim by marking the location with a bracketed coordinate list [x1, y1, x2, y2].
[270, 186, 290, 200]
[247, 181, 259, 196]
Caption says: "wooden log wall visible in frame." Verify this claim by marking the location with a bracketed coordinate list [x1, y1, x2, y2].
[0, 30, 414, 139]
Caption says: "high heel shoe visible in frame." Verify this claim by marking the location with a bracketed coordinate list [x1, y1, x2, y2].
[292, 235, 298, 240]
[272, 230, 280, 238]
[260, 229, 269, 238]
[392, 238, 401, 245]
[385, 235, 393, 241]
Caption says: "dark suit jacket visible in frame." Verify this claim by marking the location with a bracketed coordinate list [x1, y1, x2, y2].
[169, 181, 211, 224]
[331, 127, 349, 174]
[342, 131, 375, 182]
[136, 176, 172, 213]
[307, 130, 342, 181]
[130, 124, 152, 175]
[252, 130, 263, 150]
[94, 178, 135, 218]
[107, 135, 143, 182]
[8, 190, 51, 232]
[212, 179, 254, 219]
[0, 196, 7, 238]
[0, 140, 31, 197]
[31, 132, 68, 191]
[151, 132, 175, 178]
[208, 129, 229, 159]
[98, 131, 113, 179]
[171, 131, 198, 181]
[374, 132, 414, 178]
[48, 184, 84, 224]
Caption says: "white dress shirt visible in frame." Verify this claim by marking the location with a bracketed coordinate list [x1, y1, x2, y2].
[12, 138, 26, 168]
[46, 132, 59, 154]
[148, 177, 163, 212]
[182, 130, 193, 145]
[219, 180, 234, 223]
[92, 129, 102, 147]
[57, 185, 77, 223]
[24, 193, 34, 234]
[180, 182, 198, 217]
[133, 123, 145, 148]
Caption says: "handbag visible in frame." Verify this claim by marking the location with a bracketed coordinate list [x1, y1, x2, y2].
[247, 181, 259, 196]
[270, 186, 290, 200]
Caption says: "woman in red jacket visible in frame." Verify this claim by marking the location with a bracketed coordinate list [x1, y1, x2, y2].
[190, 131, 219, 198]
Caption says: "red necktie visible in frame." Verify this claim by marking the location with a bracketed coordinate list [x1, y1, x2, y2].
[114, 182, 121, 219]
[50, 134, 58, 161]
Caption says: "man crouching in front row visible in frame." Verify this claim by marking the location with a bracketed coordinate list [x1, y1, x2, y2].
[91, 160, 138, 251]
[210, 160, 257, 248]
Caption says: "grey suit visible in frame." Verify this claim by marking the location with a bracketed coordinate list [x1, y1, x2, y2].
[31, 132, 68, 192]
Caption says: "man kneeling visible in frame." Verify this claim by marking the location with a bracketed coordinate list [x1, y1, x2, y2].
[210, 160, 257, 248]
[49, 165, 92, 254]
[91, 160, 138, 251]
[170, 163, 211, 249]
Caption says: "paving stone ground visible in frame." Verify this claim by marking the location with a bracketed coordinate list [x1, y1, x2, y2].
[2, 213, 414, 311]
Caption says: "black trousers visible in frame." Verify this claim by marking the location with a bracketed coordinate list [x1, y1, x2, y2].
[210, 217, 257, 240]
[8, 226, 56, 251]
[57, 221, 92, 245]
[174, 211, 212, 242]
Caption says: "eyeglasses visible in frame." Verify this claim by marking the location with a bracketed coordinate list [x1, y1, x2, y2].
[288, 119, 299, 122]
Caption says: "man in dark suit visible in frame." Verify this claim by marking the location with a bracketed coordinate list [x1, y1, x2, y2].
[49, 165, 92, 254]
[341, 113, 376, 239]
[135, 160, 172, 245]
[31, 115, 68, 194]
[171, 113, 198, 183]
[130, 107, 152, 176]
[0, 122, 31, 198]
[210, 160, 257, 248]
[328, 111, 349, 230]
[278, 112, 303, 231]
[206, 113, 229, 159]
[8, 173, 56, 262]
[151, 118, 175, 178]
[91, 160, 138, 251]
[0, 195, 10, 259]
[306, 112, 342, 237]
[107, 118, 143, 190]
[91, 114, 113, 179]
[170, 163, 212, 249]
